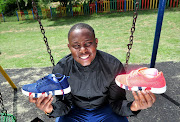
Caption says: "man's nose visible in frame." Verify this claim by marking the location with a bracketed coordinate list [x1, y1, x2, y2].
[79, 46, 87, 54]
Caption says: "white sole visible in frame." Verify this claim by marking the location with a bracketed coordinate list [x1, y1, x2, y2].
[115, 80, 166, 94]
[21, 86, 71, 98]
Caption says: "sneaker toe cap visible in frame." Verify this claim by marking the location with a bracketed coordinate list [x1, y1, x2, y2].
[115, 74, 128, 86]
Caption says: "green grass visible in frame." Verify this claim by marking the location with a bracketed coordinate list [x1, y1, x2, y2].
[0, 8, 180, 69]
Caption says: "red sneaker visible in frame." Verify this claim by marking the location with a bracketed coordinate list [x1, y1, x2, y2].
[115, 67, 166, 94]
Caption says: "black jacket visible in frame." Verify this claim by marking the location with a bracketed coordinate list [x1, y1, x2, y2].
[50, 50, 140, 117]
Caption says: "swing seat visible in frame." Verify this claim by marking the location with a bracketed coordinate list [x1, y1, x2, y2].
[0, 113, 16, 122]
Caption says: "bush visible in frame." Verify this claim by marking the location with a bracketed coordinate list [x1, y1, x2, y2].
[0, 0, 34, 16]
[1, 0, 17, 16]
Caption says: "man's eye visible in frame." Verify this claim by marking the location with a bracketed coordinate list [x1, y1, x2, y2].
[85, 42, 92, 47]
[73, 45, 80, 49]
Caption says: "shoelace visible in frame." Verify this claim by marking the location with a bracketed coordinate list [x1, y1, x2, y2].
[36, 75, 55, 87]
[36, 74, 66, 99]
[36, 77, 47, 86]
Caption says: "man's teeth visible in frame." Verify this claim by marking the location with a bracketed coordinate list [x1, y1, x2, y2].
[80, 55, 89, 59]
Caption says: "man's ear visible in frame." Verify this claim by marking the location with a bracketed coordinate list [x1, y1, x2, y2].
[95, 38, 98, 46]
[67, 44, 70, 48]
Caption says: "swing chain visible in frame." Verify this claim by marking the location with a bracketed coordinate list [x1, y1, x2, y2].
[125, 2, 139, 70]
[32, 0, 55, 66]
[0, 92, 7, 115]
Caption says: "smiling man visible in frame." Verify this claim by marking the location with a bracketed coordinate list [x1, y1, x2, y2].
[29, 23, 156, 122]
[67, 25, 98, 66]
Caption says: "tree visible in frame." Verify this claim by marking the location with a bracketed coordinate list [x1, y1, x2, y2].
[1, 0, 35, 15]
[1, 0, 17, 15]
[53, 0, 69, 7]
[16, 0, 20, 10]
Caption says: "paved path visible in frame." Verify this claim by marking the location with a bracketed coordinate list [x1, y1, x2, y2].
[0, 61, 179, 122]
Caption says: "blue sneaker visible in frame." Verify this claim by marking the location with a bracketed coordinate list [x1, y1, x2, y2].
[21, 74, 71, 98]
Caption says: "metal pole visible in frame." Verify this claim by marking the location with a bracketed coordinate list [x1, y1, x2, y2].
[0, 65, 17, 89]
[16, 11, 19, 21]
[95, 1, 97, 14]
[150, 0, 167, 68]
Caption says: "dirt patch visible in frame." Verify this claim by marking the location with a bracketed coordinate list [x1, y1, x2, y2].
[0, 25, 71, 34]
[6, 54, 26, 59]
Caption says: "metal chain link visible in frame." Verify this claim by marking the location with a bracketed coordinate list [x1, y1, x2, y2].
[125, 2, 139, 71]
[32, 0, 55, 66]
[0, 92, 7, 115]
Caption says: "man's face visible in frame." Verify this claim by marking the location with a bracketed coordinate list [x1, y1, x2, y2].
[68, 28, 98, 66]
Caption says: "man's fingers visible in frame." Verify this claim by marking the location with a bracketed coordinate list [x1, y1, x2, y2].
[28, 94, 53, 113]
[142, 90, 153, 108]
[29, 94, 37, 103]
[36, 94, 46, 107]
[137, 91, 148, 109]
[147, 90, 156, 103]
[132, 91, 139, 101]
[138, 91, 146, 103]
[39, 94, 53, 112]
[131, 91, 141, 111]
[41, 94, 53, 107]
[46, 94, 53, 106]
[131, 90, 156, 111]
[45, 95, 53, 110]
[44, 95, 54, 113]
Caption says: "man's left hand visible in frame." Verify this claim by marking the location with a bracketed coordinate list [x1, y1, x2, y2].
[130, 90, 156, 111]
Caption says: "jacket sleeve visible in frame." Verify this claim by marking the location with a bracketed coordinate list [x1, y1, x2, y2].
[108, 61, 140, 117]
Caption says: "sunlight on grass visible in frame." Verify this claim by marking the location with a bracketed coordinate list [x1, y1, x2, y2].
[0, 9, 180, 68]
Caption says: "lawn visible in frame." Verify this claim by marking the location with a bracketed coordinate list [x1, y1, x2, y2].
[0, 8, 180, 69]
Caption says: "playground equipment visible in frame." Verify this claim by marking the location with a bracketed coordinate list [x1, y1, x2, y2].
[0, 66, 17, 122]
[12, 0, 179, 21]
[124, 2, 139, 70]
[0, 92, 16, 122]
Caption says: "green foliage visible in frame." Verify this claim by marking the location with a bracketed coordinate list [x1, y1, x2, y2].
[0, 0, 93, 15]
[38, 0, 51, 8]
[0, 0, 3, 13]
[0, 0, 33, 15]
[0, 0, 16, 15]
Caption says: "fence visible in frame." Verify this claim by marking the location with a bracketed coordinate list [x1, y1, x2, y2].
[0, 0, 179, 22]
[0, 12, 5, 22]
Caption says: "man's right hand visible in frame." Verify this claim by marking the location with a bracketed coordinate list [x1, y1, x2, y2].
[29, 94, 54, 113]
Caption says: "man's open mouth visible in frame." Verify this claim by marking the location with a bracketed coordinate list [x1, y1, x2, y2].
[80, 55, 90, 60]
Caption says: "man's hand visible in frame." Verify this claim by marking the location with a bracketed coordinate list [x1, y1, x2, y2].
[29, 94, 54, 113]
[130, 90, 156, 111]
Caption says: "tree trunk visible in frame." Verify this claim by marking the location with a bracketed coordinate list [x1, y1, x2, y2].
[16, 0, 20, 10]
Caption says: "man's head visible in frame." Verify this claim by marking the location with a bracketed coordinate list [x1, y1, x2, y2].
[68, 23, 98, 66]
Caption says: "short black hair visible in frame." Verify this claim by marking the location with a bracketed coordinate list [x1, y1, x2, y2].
[68, 23, 95, 38]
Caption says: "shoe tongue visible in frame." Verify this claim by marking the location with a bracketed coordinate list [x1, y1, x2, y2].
[142, 68, 158, 78]
[48, 74, 58, 82]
